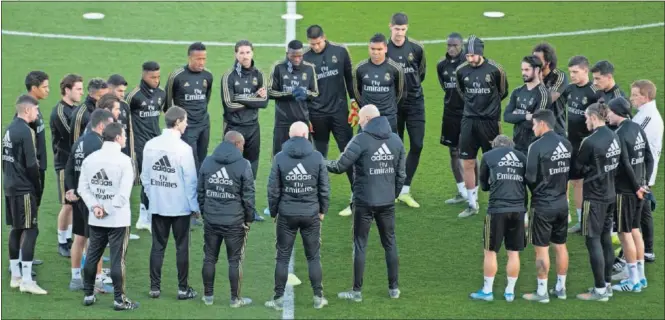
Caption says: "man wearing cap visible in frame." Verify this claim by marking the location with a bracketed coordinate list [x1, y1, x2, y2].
[454, 35, 509, 218]
[70, 78, 110, 146]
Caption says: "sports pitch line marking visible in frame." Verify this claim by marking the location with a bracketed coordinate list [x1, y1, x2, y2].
[1, 22, 663, 47]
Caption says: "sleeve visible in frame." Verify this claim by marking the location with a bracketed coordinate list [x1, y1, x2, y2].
[317, 156, 330, 215]
[394, 64, 406, 106]
[353, 64, 365, 106]
[558, 85, 569, 106]
[196, 169, 206, 217]
[436, 61, 446, 90]
[503, 90, 525, 124]
[493, 63, 508, 100]
[70, 108, 84, 145]
[64, 146, 76, 192]
[618, 135, 640, 192]
[643, 133, 655, 187]
[306, 64, 320, 99]
[111, 157, 135, 209]
[163, 71, 176, 112]
[539, 85, 553, 110]
[125, 88, 141, 111]
[342, 46, 356, 101]
[221, 71, 246, 112]
[205, 73, 213, 105]
[479, 157, 491, 192]
[327, 135, 363, 173]
[418, 45, 427, 83]
[267, 160, 281, 217]
[181, 147, 199, 212]
[550, 70, 568, 101]
[140, 146, 152, 195]
[454, 66, 465, 98]
[233, 71, 268, 109]
[77, 159, 99, 210]
[241, 161, 256, 223]
[573, 138, 592, 179]
[22, 129, 41, 192]
[268, 64, 294, 101]
[394, 142, 407, 196]
[525, 144, 540, 188]
[51, 104, 71, 147]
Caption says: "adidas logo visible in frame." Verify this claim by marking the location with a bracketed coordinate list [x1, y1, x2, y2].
[498, 151, 523, 167]
[141, 101, 147, 106]
[286, 163, 312, 181]
[371, 143, 394, 161]
[208, 167, 233, 185]
[634, 132, 646, 151]
[2, 132, 12, 148]
[75, 142, 85, 159]
[606, 139, 621, 157]
[152, 155, 176, 173]
[91, 169, 113, 186]
[551, 142, 571, 161]
[183, 82, 190, 87]
[363, 74, 369, 79]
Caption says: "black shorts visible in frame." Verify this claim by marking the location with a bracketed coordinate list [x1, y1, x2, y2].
[459, 118, 500, 160]
[72, 200, 89, 237]
[397, 99, 426, 122]
[483, 212, 525, 252]
[568, 137, 583, 180]
[581, 200, 614, 238]
[5, 194, 38, 229]
[272, 126, 291, 157]
[615, 194, 642, 233]
[441, 115, 462, 147]
[529, 209, 568, 246]
[309, 112, 352, 147]
[226, 123, 260, 163]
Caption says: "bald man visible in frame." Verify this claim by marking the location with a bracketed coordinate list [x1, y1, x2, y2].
[265, 121, 329, 310]
[327, 105, 406, 301]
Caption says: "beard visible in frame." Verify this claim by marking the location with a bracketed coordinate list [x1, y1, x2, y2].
[522, 74, 535, 83]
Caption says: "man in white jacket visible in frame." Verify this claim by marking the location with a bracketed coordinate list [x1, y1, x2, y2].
[77, 122, 138, 310]
[141, 106, 199, 300]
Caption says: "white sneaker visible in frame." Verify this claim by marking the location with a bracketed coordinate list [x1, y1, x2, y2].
[10, 276, 21, 288]
[338, 206, 352, 217]
[135, 221, 151, 233]
[458, 204, 479, 218]
[20, 280, 48, 295]
[101, 273, 113, 284]
[129, 234, 140, 240]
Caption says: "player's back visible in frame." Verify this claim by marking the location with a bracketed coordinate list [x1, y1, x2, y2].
[526, 131, 571, 213]
[579, 126, 620, 201]
[480, 147, 527, 214]
[2, 118, 37, 195]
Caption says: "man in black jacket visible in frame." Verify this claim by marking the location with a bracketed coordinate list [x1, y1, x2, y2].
[198, 130, 255, 307]
[471, 135, 526, 303]
[327, 104, 406, 302]
[265, 122, 329, 310]
[70, 78, 109, 146]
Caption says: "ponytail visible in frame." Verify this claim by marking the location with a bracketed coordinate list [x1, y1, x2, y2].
[586, 102, 609, 121]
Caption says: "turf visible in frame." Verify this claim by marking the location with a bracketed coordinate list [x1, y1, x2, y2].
[1, 1, 664, 319]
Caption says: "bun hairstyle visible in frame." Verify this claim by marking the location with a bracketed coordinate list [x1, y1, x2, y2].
[585, 102, 609, 121]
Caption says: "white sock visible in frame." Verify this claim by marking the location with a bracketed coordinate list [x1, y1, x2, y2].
[556, 274, 566, 291]
[18, 250, 22, 261]
[505, 277, 517, 294]
[456, 182, 466, 196]
[400, 185, 410, 195]
[637, 260, 645, 279]
[467, 187, 478, 209]
[21, 261, 33, 282]
[10, 259, 21, 277]
[576, 208, 582, 223]
[537, 278, 547, 296]
[96, 274, 103, 282]
[58, 230, 68, 244]
[482, 276, 494, 294]
[66, 224, 72, 239]
[72, 268, 81, 280]
[627, 263, 638, 284]
[596, 286, 607, 294]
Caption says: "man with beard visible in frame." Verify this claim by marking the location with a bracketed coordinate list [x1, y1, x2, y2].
[533, 42, 568, 136]
[70, 78, 109, 145]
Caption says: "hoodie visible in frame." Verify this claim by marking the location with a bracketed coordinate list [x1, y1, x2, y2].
[198, 141, 255, 226]
[327, 116, 406, 206]
[268, 136, 329, 217]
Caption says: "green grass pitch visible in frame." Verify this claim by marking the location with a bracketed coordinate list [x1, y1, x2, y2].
[1, 1, 664, 319]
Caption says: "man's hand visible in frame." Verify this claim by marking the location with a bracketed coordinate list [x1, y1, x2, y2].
[257, 87, 267, 98]
[637, 186, 649, 200]
[525, 113, 533, 121]
[244, 222, 251, 230]
[293, 87, 307, 101]
[65, 189, 79, 202]
[272, 214, 278, 223]
[348, 99, 360, 127]
[309, 121, 315, 133]
[319, 213, 325, 221]
[93, 206, 105, 219]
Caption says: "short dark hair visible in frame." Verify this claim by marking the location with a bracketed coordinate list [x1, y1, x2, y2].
[60, 73, 83, 96]
[306, 25, 324, 39]
[16, 94, 39, 107]
[448, 32, 463, 41]
[591, 60, 614, 76]
[287, 40, 303, 50]
[107, 74, 127, 87]
[568, 55, 590, 69]
[532, 42, 558, 70]
[165, 106, 187, 128]
[532, 109, 556, 129]
[234, 40, 253, 53]
[370, 33, 387, 44]
[391, 12, 408, 25]
[25, 71, 49, 92]
[87, 77, 108, 93]
[102, 122, 124, 142]
[522, 55, 543, 70]
[96, 93, 120, 111]
[188, 42, 206, 55]
[142, 61, 160, 72]
[586, 102, 609, 121]
[90, 109, 113, 129]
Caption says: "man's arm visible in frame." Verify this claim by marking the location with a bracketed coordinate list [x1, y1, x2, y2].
[77, 158, 100, 210]
[643, 130, 655, 186]
[22, 129, 41, 193]
[163, 70, 178, 112]
[50, 104, 71, 146]
[353, 63, 365, 106]
[417, 44, 427, 83]
[125, 87, 141, 110]
[327, 136, 362, 174]
[196, 170, 206, 218]
[479, 157, 491, 192]
[111, 157, 135, 209]
[491, 62, 509, 100]
[267, 160, 281, 217]
[454, 65, 465, 98]
[317, 156, 330, 215]
[538, 85, 553, 110]
[502, 90, 525, 124]
[268, 64, 294, 101]
[394, 63, 406, 106]
[140, 147, 152, 195]
[181, 147, 200, 212]
[305, 63, 320, 99]
[221, 71, 246, 112]
[436, 60, 446, 90]
[573, 138, 592, 179]
[64, 148, 77, 192]
[205, 72, 214, 105]
[525, 144, 540, 188]
[233, 70, 269, 109]
[394, 143, 407, 196]
[549, 70, 568, 102]
[342, 46, 356, 101]
[618, 135, 641, 192]
[241, 161, 256, 223]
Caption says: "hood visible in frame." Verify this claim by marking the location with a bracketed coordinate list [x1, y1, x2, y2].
[211, 141, 244, 165]
[282, 136, 313, 159]
[362, 116, 392, 140]
[84, 95, 97, 111]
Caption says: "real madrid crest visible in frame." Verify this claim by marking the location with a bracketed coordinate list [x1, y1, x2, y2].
[331, 55, 337, 63]
[408, 52, 414, 62]
[443, 70, 448, 75]
[485, 74, 492, 83]
[384, 73, 391, 81]
[464, 76, 469, 82]
[302, 73, 307, 81]
[158, 97, 162, 105]
[528, 97, 534, 106]
[582, 96, 588, 105]
[203, 79, 208, 88]
[252, 77, 258, 86]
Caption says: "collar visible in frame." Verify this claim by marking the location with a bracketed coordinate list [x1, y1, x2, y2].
[389, 36, 408, 48]
[140, 80, 155, 96]
[85, 95, 97, 110]
[163, 128, 182, 139]
[102, 141, 121, 152]
[445, 52, 461, 62]
[234, 59, 255, 77]
[605, 84, 620, 93]
[637, 100, 657, 113]
[60, 99, 75, 108]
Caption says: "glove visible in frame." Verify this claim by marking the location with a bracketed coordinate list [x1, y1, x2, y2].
[348, 99, 360, 127]
[645, 192, 657, 211]
[292, 87, 307, 101]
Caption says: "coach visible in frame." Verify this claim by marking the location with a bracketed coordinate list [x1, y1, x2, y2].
[327, 105, 406, 301]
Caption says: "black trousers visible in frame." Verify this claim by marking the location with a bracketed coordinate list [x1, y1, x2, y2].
[182, 123, 210, 171]
[150, 214, 191, 291]
[274, 214, 322, 299]
[201, 222, 247, 298]
[310, 113, 354, 189]
[135, 144, 149, 213]
[397, 102, 425, 187]
[37, 169, 45, 207]
[83, 225, 129, 303]
[352, 203, 398, 291]
[225, 123, 260, 179]
[641, 201, 654, 254]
